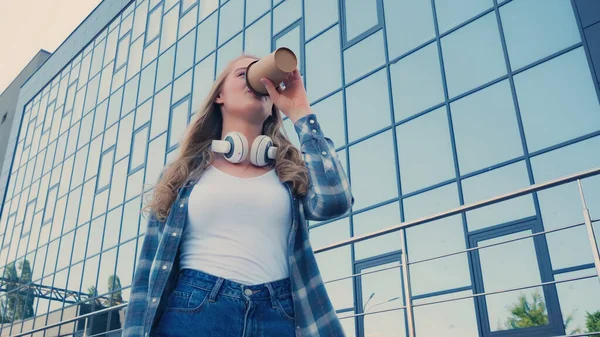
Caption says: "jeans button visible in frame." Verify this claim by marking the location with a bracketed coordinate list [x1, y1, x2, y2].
[244, 289, 253, 296]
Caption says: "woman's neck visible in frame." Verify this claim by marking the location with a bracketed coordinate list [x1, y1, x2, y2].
[220, 115, 263, 145]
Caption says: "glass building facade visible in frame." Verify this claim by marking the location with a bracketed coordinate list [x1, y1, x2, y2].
[1, 0, 600, 336]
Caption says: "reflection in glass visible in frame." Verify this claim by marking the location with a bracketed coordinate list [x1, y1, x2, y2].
[397, 107, 455, 194]
[531, 136, 600, 184]
[477, 231, 548, 332]
[385, 0, 435, 59]
[343, 30, 385, 84]
[349, 131, 398, 210]
[462, 161, 534, 231]
[72, 224, 89, 264]
[305, 26, 342, 102]
[390, 42, 444, 121]
[87, 216, 105, 258]
[555, 270, 600, 335]
[514, 48, 600, 152]
[359, 262, 405, 336]
[343, 0, 379, 42]
[414, 291, 479, 337]
[501, 0, 580, 70]
[353, 202, 401, 260]
[346, 69, 390, 142]
[451, 80, 523, 174]
[97, 248, 117, 295]
[116, 240, 136, 288]
[441, 12, 506, 98]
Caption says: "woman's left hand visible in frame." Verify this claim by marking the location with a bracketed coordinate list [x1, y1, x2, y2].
[261, 69, 311, 123]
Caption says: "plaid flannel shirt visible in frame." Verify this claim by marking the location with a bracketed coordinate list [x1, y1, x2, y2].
[122, 114, 354, 337]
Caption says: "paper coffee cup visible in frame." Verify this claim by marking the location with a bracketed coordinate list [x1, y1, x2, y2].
[246, 47, 298, 96]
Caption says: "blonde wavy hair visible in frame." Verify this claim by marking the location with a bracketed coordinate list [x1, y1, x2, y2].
[142, 55, 309, 222]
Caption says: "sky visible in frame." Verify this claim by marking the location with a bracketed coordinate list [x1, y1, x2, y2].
[0, 0, 103, 94]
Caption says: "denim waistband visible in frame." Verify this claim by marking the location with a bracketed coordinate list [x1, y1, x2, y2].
[177, 268, 292, 301]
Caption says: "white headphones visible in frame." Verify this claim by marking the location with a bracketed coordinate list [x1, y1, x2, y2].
[211, 132, 277, 166]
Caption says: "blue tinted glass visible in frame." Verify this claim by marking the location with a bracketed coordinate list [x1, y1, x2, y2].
[305, 26, 342, 102]
[245, 0, 270, 24]
[390, 42, 444, 121]
[116, 239, 137, 288]
[435, 0, 494, 34]
[349, 130, 398, 210]
[128, 36, 145, 80]
[462, 161, 535, 231]
[181, 0, 197, 14]
[218, 0, 244, 46]
[104, 29, 120, 66]
[176, 30, 196, 79]
[273, 0, 302, 35]
[103, 207, 122, 249]
[531, 136, 600, 182]
[384, 0, 435, 59]
[343, 0, 379, 42]
[160, 6, 180, 53]
[555, 271, 600, 334]
[121, 75, 140, 116]
[192, 53, 216, 112]
[98, 148, 115, 191]
[143, 39, 160, 67]
[346, 69, 391, 142]
[305, 0, 338, 40]
[106, 88, 124, 127]
[244, 13, 271, 57]
[353, 202, 401, 260]
[514, 48, 600, 152]
[196, 13, 218, 62]
[156, 46, 176, 91]
[116, 34, 131, 70]
[146, 6, 162, 44]
[145, 134, 167, 185]
[451, 80, 523, 174]
[414, 293, 479, 337]
[397, 107, 455, 194]
[360, 262, 405, 334]
[441, 12, 506, 98]
[179, 4, 198, 38]
[200, 0, 219, 21]
[343, 30, 385, 84]
[138, 60, 158, 104]
[131, 126, 149, 170]
[151, 85, 172, 138]
[98, 248, 117, 295]
[133, 1, 149, 39]
[173, 70, 193, 103]
[501, 0, 581, 70]
[216, 33, 243, 74]
[276, 25, 302, 73]
[311, 92, 345, 147]
[169, 98, 190, 147]
[116, 114, 134, 160]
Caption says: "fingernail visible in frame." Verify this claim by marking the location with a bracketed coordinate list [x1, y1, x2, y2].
[260, 78, 266, 84]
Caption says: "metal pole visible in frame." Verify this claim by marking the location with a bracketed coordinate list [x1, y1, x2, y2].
[577, 180, 600, 280]
[400, 229, 416, 337]
[83, 316, 88, 337]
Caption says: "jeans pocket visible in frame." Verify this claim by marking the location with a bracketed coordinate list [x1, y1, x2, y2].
[275, 296, 295, 322]
[166, 282, 211, 313]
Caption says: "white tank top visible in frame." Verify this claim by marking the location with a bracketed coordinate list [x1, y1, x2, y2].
[179, 165, 293, 285]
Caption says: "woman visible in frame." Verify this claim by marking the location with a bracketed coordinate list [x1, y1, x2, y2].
[122, 55, 353, 337]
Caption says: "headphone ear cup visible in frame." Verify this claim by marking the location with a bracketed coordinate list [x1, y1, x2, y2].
[222, 132, 248, 163]
[250, 135, 273, 167]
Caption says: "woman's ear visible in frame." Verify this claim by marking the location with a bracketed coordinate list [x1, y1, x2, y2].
[215, 92, 224, 104]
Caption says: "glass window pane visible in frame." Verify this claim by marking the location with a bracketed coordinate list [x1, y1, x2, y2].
[514, 48, 600, 152]
[120, 197, 141, 242]
[245, 0, 270, 25]
[244, 13, 271, 58]
[275, 25, 302, 74]
[390, 42, 444, 121]
[116, 34, 132, 70]
[531, 136, 600, 183]
[151, 85, 172, 138]
[169, 98, 190, 147]
[343, 0, 379, 42]
[82, 255, 100, 296]
[143, 38, 159, 67]
[414, 291, 479, 337]
[173, 70, 193, 104]
[441, 12, 506, 98]
[87, 216, 105, 258]
[555, 270, 600, 335]
[98, 248, 117, 295]
[97, 148, 115, 191]
[451, 80, 523, 174]
[477, 231, 549, 332]
[501, 0, 581, 70]
[116, 240, 137, 288]
[192, 54, 215, 112]
[216, 33, 243, 74]
[196, 12, 218, 62]
[85, 137, 102, 181]
[359, 262, 405, 335]
[122, 75, 140, 117]
[397, 107, 455, 194]
[132, 1, 149, 39]
[218, 0, 244, 46]
[435, 0, 494, 34]
[131, 126, 149, 172]
[463, 161, 534, 231]
[145, 135, 167, 186]
[199, 0, 218, 21]
[385, 0, 435, 59]
[305, 26, 342, 102]
[175, 29, 196, 78]
[304, 0, 338, 40]
[156, 46, 176, 91]
[108, 158, 128, 209]
[103, 207, 122, 249]
[106, 87, 124, 127]
[353, 202, 401, 260]
[179, 5, 197, 38]
[127, 37, 144, 80]
[72, 224, 89, 263]
[126, 168, 145, 200]
[135, 98, 152, 128]
[343, 30, 385, 84]
[160, 6, 179, 53]
[346, 69, 391, 142]
[138, 60, 157, 104]
[349, 130, 398, 210]
[273, 0, 302, 35]
[310, 92, 345, 147]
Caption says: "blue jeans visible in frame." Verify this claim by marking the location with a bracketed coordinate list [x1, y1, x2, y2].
[155, 268, 296, 337]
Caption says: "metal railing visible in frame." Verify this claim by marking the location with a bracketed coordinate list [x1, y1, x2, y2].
[7, 166, 600, 337]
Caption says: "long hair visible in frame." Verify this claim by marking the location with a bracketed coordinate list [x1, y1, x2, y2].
[142, 55, 309, 222]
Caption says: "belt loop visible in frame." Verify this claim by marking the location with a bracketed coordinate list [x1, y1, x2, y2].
[264, 283, 278, 309]
[209, 278, 224, 303]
